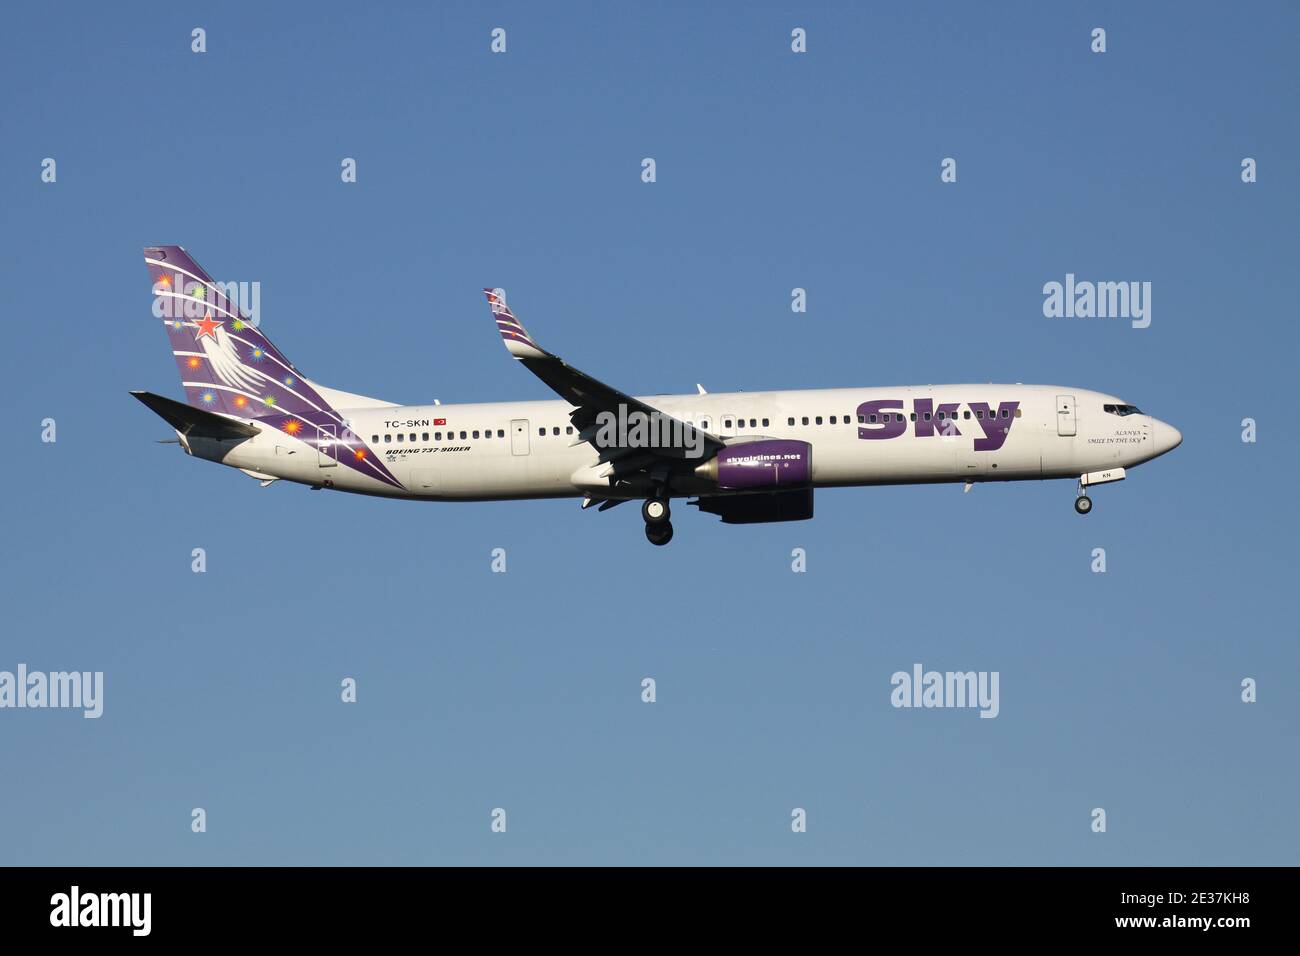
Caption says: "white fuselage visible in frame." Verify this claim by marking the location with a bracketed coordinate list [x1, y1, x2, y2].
[199, 384, 1181, 501]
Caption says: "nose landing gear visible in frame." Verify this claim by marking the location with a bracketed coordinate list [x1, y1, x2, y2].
[642, 493, 673, 545]
[1072, 468, 1124, 514]
[1074, 479, 1092, 515]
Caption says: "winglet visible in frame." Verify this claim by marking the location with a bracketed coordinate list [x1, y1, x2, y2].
[484, 288, 547, 360]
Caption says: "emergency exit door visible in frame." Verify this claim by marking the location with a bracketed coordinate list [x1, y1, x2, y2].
[511, 419, 530, 456]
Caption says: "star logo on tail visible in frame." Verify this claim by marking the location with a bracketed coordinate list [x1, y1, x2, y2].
[194, 313, 222, 341]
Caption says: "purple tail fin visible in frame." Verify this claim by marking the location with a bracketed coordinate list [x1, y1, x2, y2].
[142, 246, 404, 489]
[145, 245, 320, 420]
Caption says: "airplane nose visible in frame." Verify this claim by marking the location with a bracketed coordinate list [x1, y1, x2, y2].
[1151, 419, 1183, 456]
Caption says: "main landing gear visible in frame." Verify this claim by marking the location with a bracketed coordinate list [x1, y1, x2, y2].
[1074, 480, 1092, 515]
[642, 494, 673, 546]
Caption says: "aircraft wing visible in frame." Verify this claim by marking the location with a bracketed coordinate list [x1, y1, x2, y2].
[483, 289, 724, 464]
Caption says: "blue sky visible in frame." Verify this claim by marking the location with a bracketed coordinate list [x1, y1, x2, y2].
[1, 0, 1296, 865]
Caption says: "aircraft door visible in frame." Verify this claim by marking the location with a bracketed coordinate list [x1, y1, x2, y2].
[511, 419, 530, 456]
[1056, 395, 1077, 437]
[318, 424, 337, 467]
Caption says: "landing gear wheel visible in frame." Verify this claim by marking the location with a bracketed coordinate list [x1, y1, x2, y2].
[1074, 495, 1093, 515]
[645, 521, 674, 546]
[642, 498, 671, 524]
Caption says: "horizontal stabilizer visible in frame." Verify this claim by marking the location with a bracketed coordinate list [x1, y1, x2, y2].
[131, 390, 259, 440]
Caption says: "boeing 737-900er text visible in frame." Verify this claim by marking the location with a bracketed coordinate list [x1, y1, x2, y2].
[133, 247, 1182, 546]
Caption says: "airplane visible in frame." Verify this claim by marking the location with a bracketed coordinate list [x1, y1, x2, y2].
[132, 246, 1183, 546]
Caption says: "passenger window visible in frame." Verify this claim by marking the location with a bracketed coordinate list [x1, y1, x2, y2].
[435, 432, 441, 440]
[976, 410, 984, 419]
[801, 417, 809, 426]
[924, 413, 932, 421]
[371, 434, 378, 443]
[473, 430, 480, 439]
[459, 431, 466, 440]
[701, 420, 710, 430]
[396, 433, 404, 442]
[538, 427, 545, 436]
[869, 414, 877, 423]
[422, 432, 429, 441]
[788, 417, 795, 426]
[565, 427, 573, 435]
[410, 433, 416, 442]
[762, 418, 769, 427]
[724, 419, 732, 428]
[1014, 408, 1022, 418]
[937, 411, 945, 420]
[384, 434, 392, 443]
[830, 416, 838, 425]
[1000, 409, 1009, 419]
[963, 411, 971, 420]
[815, 416, 823, 425]
[499, 429, 506, 437]
[553, 427, 560, 435]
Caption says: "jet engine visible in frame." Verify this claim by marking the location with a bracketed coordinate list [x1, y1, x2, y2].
[693, 439, 812, 490]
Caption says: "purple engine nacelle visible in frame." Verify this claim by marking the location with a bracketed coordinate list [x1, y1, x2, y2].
[694, 440, 813, 490]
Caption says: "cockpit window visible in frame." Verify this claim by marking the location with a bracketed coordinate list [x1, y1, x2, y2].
[1103, 403, 1143, 417]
